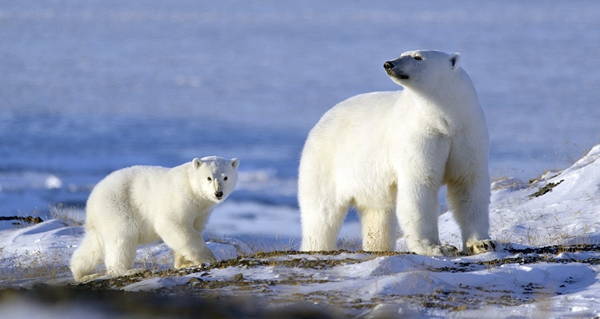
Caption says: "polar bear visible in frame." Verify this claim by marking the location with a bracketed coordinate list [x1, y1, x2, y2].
[299, 50, 494, 256]
[70, 156, 239, 281]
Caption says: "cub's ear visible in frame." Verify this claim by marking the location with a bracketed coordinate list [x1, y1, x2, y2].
[450, 52, 460, 70]
[231, 158, 240, 169]
[192, 158, 203, 169]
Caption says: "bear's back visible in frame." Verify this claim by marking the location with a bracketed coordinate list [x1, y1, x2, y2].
[89, 165, 170, 204]
[307, 90, 402, 141]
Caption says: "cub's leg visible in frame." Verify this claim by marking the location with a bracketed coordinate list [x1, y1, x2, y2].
[103, 230, 137, 277]
[88, 197, 137, 278]
[173, 215, 211, 269]
[156, 220, 216, 266]
[70, 228, 104, 282]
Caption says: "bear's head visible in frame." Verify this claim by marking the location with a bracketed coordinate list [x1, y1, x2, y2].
[383, 50, 461, 93]
[188, 156, 239, 203]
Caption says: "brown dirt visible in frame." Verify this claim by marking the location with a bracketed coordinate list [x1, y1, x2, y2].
[71, 244, 600, 315]
[80, 244, 600, 289]
[0, 216, 43, 225]
[528, 179, 564, 198]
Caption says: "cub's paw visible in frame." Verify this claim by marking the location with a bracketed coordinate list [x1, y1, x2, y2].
[466, 239, 497, 255]
[124, 268, 144, 276]
[175, 259, 196, 269]
[106, 268, 133, 279]
[174, 254, 194, 269]
[77, 273, 104, 282]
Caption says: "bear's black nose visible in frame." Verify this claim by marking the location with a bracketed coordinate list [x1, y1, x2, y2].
[383, 61, 395, 70]
[215, 191, 223, 199]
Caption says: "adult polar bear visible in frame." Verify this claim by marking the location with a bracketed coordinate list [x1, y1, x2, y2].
[299, 50, 494, 256]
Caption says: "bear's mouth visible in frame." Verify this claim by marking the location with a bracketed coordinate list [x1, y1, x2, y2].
[386, 68, 410, 80]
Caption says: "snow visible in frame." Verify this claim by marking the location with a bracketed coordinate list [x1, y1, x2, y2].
[1, 143, 600, 317]
[433, 145, 600, 251]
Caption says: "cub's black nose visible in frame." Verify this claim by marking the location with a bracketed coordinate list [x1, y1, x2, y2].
[383, 61, 395, 70]
[215, 191, 224, 199]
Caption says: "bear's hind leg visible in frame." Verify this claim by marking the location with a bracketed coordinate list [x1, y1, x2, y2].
[359, 208, 395, 252]
[103, 233, 136, 277]
[300, 201, 348, 252]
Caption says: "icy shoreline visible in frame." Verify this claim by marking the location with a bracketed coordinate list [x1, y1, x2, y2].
[0, 144, 599, 318]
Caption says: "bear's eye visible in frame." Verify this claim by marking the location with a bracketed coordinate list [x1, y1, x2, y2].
[207, 177, 212, 181]
[224, 176, 228, 181]
[413, 56, 423, 61]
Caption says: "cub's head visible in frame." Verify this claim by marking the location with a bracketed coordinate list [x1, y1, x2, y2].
[189, 156, 239, 203]
[383, 50, 461, 92]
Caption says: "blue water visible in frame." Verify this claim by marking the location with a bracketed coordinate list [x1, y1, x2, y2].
[1, 1, 599, 219]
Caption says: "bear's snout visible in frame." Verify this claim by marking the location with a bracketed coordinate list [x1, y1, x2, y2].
[215, 191, 224, 199]
[384, 60, 409, 80]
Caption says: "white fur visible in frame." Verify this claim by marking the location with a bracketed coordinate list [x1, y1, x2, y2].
[299, 50, 491, 255]
[70, 156, 239, 282]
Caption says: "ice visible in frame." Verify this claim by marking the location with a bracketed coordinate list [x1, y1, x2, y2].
[0, 172, 63, 192]
[1, 0, 600, 221]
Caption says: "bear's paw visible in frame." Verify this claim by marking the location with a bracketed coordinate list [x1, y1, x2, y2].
[466, 239, 496, 255]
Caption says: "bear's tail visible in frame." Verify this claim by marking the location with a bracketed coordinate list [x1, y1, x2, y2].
[70, 227, 103, 282]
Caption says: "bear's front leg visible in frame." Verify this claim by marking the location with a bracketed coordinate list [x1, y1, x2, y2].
[396, 180, 458, 256]
[394, 136, 458, 256]
[447, 175, 495, 254]
[155, 220, 217, 268]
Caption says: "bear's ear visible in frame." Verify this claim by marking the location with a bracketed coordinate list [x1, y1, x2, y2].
[450, 52, 460, 70]
[192, 158, 203, 169]
[231, 158, 240, 169]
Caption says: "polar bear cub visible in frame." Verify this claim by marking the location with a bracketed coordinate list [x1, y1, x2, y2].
[299, 50, 494, 256]
[70, 156, 239, 281]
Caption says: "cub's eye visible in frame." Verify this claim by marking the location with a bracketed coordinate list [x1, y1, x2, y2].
[223, 176, 228, 181]
[207, 177, 212, 181]
[413, 56, 423, 61]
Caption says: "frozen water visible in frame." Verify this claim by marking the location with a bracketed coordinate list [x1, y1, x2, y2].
[0, 1, 599, 241]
